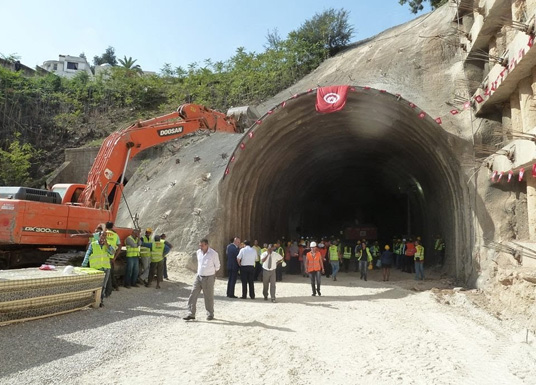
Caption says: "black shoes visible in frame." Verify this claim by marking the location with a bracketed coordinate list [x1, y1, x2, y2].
[183, 315, 196, 321]
[206, 315, 214, 321]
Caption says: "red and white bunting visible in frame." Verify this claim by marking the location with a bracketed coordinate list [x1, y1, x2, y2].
[519, 167, 525, 181]
[491, 171, 498, 182]
[508, 170, 513, 182]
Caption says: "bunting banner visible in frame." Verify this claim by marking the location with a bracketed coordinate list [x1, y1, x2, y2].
[508, 170, 513, 182]
[316, 85, 350, 114]
[491, 171, 498, 182]
[519, 167, 525, 181]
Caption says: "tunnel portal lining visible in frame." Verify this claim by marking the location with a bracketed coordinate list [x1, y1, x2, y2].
[220, 86, 469, 273]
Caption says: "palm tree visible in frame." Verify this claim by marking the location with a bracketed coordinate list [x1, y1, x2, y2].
[118, 56, 142, 73]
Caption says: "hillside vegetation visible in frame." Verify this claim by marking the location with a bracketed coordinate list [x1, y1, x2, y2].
[0, 8, 353, 187]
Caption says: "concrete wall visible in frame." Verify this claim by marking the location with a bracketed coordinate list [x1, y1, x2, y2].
[47, 146, 164, 187]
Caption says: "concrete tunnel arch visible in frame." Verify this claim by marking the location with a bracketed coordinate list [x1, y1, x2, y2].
[219, 86, 471, 275]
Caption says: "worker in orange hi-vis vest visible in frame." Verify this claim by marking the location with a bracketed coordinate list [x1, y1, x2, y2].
[305, 242, 325, 296]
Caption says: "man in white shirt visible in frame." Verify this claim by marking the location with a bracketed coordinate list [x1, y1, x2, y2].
[237, 240, 257, 299]
[261, 244, 283, 302]
[183, 238, 221, 321]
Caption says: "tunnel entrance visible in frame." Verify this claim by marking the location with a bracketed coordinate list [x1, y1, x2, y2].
[220, 87, 470, 272]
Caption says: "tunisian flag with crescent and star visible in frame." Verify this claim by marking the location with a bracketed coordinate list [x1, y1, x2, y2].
[316, 85, 350, 114]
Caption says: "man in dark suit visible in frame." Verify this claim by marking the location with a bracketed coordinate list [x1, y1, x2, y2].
[226, 237, 241, 298]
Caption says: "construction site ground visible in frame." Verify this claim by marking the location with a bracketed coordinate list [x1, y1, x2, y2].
[1, 261, 535, 385]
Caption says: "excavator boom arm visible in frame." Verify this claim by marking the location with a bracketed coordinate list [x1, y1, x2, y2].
[79, 104, 238, 216]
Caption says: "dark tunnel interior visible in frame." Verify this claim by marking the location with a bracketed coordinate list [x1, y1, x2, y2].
[220, 87, 470, 268]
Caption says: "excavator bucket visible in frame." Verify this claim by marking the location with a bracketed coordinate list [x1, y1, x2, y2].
[226, 106, 260, 133]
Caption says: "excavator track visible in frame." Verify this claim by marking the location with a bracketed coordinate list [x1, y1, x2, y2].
[44, 252, 85, 267]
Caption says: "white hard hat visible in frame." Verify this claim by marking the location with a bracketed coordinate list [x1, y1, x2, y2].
[310, 241, 317, 247]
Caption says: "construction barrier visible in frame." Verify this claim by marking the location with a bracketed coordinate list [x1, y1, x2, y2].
[0, 267, 104, 326]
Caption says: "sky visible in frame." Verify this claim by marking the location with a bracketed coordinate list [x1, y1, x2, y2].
[0, 0, 432, 73]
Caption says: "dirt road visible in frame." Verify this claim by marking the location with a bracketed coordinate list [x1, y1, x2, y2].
[1, 266, 535, 385]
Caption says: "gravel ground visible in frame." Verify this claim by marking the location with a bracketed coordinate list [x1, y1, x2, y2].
[1, 266, 535, 385]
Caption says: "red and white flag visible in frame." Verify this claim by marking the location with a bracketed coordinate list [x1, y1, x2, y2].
[316, 85, 350, 114]
[519, 167, 525, 181]
[532, 164, 536, 177]
[498, 171, 504, 182]
[508, 170, 513, 182]
[491, 171, 498, 182]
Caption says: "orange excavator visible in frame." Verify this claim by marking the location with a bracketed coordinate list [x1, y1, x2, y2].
[0, 104, 241, 269]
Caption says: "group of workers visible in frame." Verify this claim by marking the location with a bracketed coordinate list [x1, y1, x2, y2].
[81, 225, 445, 320]
[81, 224, 172, 306]
[181, 235, 430, 321]
[223, 234, 447, 291]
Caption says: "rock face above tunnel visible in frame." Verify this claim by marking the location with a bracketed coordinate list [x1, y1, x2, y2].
[115, 132, 243, 255]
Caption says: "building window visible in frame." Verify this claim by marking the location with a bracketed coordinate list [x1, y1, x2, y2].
[66, 62, 78, 70]
[53, 63, 57, 71]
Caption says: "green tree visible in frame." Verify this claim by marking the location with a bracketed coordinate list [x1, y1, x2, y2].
[93, 46, 117, 66]
[0, 137, 34, 186]
[118, 56, 142, 73]
[291, 8, 354, 57]
[265, 28, 283, 50]
[399, 0, 447, 14]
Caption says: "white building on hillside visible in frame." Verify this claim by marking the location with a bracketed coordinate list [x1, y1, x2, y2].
[42, 55, 93, 78]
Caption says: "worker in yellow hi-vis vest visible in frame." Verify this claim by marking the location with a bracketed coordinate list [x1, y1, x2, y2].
[414, 240, 425, 281]
[146, 235, 166, 289]
[82, 230, 114, 307]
